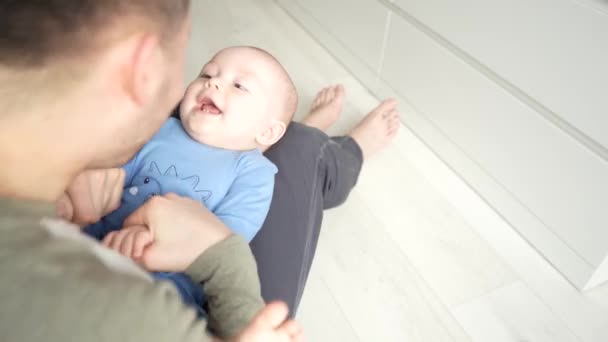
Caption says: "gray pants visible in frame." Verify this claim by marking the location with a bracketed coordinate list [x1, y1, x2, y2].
[252, 122, 363, 317]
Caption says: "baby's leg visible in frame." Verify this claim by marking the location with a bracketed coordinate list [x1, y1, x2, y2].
[251, 123, 364, 316]
[251, 122, 331, 317]
[252, 89, 399, 317]
[300, 84, 363, 208]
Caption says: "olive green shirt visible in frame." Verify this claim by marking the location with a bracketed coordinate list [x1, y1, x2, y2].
[0, 198, 264, 341]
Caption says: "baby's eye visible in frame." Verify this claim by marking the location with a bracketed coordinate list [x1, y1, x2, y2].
[200, 74, 211, 79]
[234, 83, 248, 92]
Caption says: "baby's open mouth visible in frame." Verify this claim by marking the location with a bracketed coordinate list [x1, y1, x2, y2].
[199, 97, 222, 115]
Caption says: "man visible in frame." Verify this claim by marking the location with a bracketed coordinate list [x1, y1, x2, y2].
[0, 1, 301, 341]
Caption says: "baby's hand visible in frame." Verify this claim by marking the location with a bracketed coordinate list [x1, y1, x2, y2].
[102, 226, 154, 261]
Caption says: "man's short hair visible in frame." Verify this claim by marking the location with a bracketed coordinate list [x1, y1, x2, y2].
[0, 0, 191, 67]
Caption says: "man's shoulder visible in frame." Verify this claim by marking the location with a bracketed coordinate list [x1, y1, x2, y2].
[1, 216, 156, 301]
[0, 215, 208, 342]
[1, 269, 205, 342]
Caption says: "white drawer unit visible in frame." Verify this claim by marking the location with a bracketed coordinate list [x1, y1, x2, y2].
[277, 0, 608, 291]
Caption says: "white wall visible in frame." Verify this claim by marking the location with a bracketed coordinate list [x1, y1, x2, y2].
[277, 0, 608, 290]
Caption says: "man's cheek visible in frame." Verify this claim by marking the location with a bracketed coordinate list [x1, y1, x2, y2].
[171, 80, 185, 107]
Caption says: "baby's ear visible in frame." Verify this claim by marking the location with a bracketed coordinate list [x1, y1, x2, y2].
[256, 119, 287, 147]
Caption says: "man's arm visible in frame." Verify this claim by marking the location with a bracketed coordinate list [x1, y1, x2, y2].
[72, 273, 213, 342]
[51, 193, 302, 342]
[88, 229, 294, 341]
[186, 235, 265, 339]
[100, 225, 265, 339]
[122, 194, 265, 339]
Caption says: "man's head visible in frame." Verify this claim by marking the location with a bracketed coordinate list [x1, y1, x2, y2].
[179, 46, 298, 151]
[0, 0, 191, 169]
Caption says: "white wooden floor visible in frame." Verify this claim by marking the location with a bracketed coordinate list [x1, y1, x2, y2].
[188, 1, 608, 341]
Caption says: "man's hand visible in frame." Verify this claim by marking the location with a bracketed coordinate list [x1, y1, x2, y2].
[226, 302, 304, 342]
[56, 168, 125, 226]
[122, 193, 232, 272]
[102, 226, 154, 260]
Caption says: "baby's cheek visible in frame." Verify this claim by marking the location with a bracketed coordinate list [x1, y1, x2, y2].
[184, 81, 204, 101]
[183, 115, 200, 132]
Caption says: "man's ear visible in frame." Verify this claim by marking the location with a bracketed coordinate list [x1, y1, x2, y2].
[256, 119, 287, 147]
[120, 34, 161, 105]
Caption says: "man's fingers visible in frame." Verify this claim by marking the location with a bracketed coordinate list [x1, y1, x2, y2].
[65, 168, 126, 226]
[139, 244, 185, 273]
[55, 194, 74, 221]
[252, 302, 290, 329]
[123, 194, 183, 232]
[123, 197, 157, 229]
[106, 169, 125, 214]
[280, 320, 304, 342]
[87, 170, 104, 215]
[69, 171, 101, 225]
[69, 174, 99, 225]
[139, 244, 166, 272]
[132, 230, 154, 259]
[164, 192, 181, 200]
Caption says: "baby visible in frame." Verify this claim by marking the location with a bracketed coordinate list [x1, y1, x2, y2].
[84, 46, 297, 319]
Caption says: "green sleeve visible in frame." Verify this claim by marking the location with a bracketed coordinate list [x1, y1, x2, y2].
[0, 236, 215, 342]
[0, 199, 262, 342]
[185, 234, 265, 339]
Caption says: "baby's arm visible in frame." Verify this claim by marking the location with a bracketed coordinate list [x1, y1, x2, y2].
[213, 158, 277, 242]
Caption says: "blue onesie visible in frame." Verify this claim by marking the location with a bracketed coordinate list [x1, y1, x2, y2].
[84, 118, 277, 316]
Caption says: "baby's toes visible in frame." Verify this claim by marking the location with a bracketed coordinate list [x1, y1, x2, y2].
[381, 109, 394, 121]
[389, 110, 400, 122]
[326, 87, 336, 102]
[312, 96, 321, 108]
[390, 108, 400, 119]
[380, 98, 398, 111]
[313, 90, 325, 107]
[389, 118, 400, 134]
[334, 84, 345, 97]
[322, 87, 332, 103]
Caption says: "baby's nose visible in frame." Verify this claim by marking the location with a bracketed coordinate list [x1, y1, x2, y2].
[206, 78, 222, 91]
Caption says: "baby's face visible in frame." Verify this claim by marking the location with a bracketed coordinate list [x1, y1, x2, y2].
[180, 47, 284, 150]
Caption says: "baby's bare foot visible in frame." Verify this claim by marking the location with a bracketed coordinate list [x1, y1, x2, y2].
[348, 99, 400, 160]
[302, 84, 345, 131]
